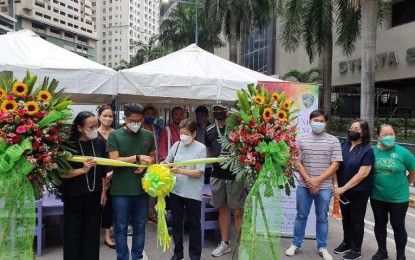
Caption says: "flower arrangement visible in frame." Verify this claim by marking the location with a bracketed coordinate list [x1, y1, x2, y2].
[0, 71, 74, 200]
[220, 84, 300, 196]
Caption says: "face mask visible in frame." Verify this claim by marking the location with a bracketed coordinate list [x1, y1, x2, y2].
[213, 112, 227, 120]
[348, 131, 361, 141]
[144, 117, 155, 125]
[127, 122, 141, 133]
[100, 117, 113, 126]
[310, 121, 325, 134]
[196, 116, 207, 125]
[380, 136, 395, 147]
[180, 134, 192, 145]
[85, 129, 98, 140]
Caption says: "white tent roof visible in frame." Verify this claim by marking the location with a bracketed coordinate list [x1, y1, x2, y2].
[118, 44, 283, 106]
[0, 30, 117, 104]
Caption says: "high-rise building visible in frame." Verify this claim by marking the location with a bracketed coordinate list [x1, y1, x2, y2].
[0, 0, 97, 60]
[0, 0, 16, 34]
[92, 0, 160, 69]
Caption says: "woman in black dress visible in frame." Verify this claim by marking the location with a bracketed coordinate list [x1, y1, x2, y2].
[62, 111, 108, 260]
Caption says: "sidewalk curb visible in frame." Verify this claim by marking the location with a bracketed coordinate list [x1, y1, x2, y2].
[410, 196, 415, 209]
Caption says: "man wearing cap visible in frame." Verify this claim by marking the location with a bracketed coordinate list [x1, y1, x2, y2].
[195, 105, 212, 184]
[205, 101, 245, 257]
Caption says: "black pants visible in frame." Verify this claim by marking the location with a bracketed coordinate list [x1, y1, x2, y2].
[64, 192, 101, 260]
[204, 167, 212, 184]
[101, 189, 113, 229]
[340, 190, 370, 252]
[371, 198, 409, 257]
[170, 193, 202, 260]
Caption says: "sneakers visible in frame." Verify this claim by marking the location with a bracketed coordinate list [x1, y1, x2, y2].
[371, 249, 388, 260]
[211, 241, 231, 257]
[285, 245, 300, 256]
[343, 251, 362, 260]
[318, 248, 333, 260]
[334, 242, 351, 254]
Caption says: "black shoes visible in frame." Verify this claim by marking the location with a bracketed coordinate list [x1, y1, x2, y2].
[170, 255, 183, 260]
[104, 240, 116, 249]
[397, 255, 406, 260]
[342, 251, 362, 260]
[371, 249, 388, 260]
[334, 242, 351, 254]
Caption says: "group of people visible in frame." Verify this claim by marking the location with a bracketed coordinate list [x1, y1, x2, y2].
[285, 110, 415, 260]
[60, 101, 244, 260]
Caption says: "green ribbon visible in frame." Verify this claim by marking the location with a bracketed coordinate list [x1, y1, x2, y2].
[0, 138, 36, 259]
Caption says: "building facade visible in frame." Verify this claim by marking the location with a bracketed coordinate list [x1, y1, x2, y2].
[92, 0, 160, 69]
[0, 0, 97, 60]
[0, 0, 15, 34]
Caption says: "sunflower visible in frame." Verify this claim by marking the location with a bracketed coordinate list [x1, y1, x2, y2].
[1, 99, 18, 112]
[272, 92, 280, 101]
[12, 81, 29, 97]
[24, 101, 40, 115]
[277, 110, 287, 122]
[0, 88, 6, 99]
[254, 95, 265, 105]
[37, 90, 52, 102]
[263, 108, 273, 122]
[283, 100, 291, 110]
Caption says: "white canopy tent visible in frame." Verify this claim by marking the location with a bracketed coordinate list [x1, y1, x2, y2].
[0, 30, 117, 104]
[118, 44, 283, 107]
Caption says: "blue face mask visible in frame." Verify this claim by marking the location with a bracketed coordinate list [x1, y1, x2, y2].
[380, 136, 395, 147]
[144, 117, 155, 125]
[311, 121, 325, 134]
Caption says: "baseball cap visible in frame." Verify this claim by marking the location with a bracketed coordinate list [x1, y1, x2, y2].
[212, 100, 228, 110]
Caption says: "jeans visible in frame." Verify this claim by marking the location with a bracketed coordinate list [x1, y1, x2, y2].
[371, 198, 409, 257]
[292, 186, 332, 249]
[112, 195, 149, 260]
[170, 193, 202, 260]
[340, 190, 370, 252]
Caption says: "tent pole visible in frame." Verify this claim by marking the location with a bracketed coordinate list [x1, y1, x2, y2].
[115, 95, 121, 129]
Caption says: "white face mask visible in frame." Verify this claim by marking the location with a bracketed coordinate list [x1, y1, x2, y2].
[100, 117, 113, 126]
[127, 122, 141, 133]
[85, 129, 98, 140]
[180, 134, 192, 145]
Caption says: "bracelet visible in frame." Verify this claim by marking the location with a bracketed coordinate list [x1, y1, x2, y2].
[333, 185, 338, 188]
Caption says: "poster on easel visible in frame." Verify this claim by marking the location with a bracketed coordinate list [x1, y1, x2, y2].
[259, 81, 320, 238]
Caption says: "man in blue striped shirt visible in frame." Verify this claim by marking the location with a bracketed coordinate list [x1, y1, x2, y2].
[286, 109, 343, 260]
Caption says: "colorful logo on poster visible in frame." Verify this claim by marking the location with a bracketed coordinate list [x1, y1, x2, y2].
[301, 93, 315, 108]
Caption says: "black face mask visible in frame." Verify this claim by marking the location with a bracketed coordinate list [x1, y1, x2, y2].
[348, 130, 361, 141]
[213, 112, 227, 120]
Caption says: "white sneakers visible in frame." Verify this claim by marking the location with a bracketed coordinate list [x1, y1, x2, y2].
[318, 248, 333, 260]
[285, 245, 333, 260]
[285, 245, 300, 256]
[211, 241, 232, 257]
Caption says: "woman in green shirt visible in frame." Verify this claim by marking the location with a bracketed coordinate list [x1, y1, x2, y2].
[371, 124, 415, 260]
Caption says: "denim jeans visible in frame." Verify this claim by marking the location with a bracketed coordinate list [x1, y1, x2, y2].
[292, 186, 332, 249]
[112, 195, 149, 260]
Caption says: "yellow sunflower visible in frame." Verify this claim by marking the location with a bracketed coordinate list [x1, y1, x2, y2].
[1, 99, 18, 112]
[37, 90, 52, 102]
[254, 95, 265, 105]
[0, 88, 6, 99]
[263, 108, 273, 122]
[24, 101, 40, 115]
[277, 110, 287, 122]
[283, 100, 291, 110]
[12, 81, 29, 97]
[272, 92, 280, 101]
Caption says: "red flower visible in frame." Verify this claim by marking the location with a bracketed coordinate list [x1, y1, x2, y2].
[237, 117, 243, 123]
[240, 129, 247, 137]
[248, 119, 256, 128]
[12, 134, 21, 143]
[256, 163, 262, 171]
[57, 138, 63, 144]
[17, 109, 26, 117]
[258, 126, 267, 134]
[49, 128, 58, 135]
[239, 156, 246, 163]
[241, 147, 248, 154]
[261, 153, 266, 158]
[252, 151, 258, 157]
[6, 94, 14, 100]
[33, 140, 40, 150]
[36, 130, 43, 137]
[36, 112, 45, 120]
[16, 125, 27, 134]
[46, 135, 55, 142]
[27, 175, 34, 181]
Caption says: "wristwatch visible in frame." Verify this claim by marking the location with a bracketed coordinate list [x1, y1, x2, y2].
[136, 155, 141, 163]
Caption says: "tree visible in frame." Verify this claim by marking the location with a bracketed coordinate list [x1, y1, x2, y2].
[205, 0, 280, 64]
[281, 68, 322, 83]
[280, 0, 361, 122]
[159, 1, 224, 51]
